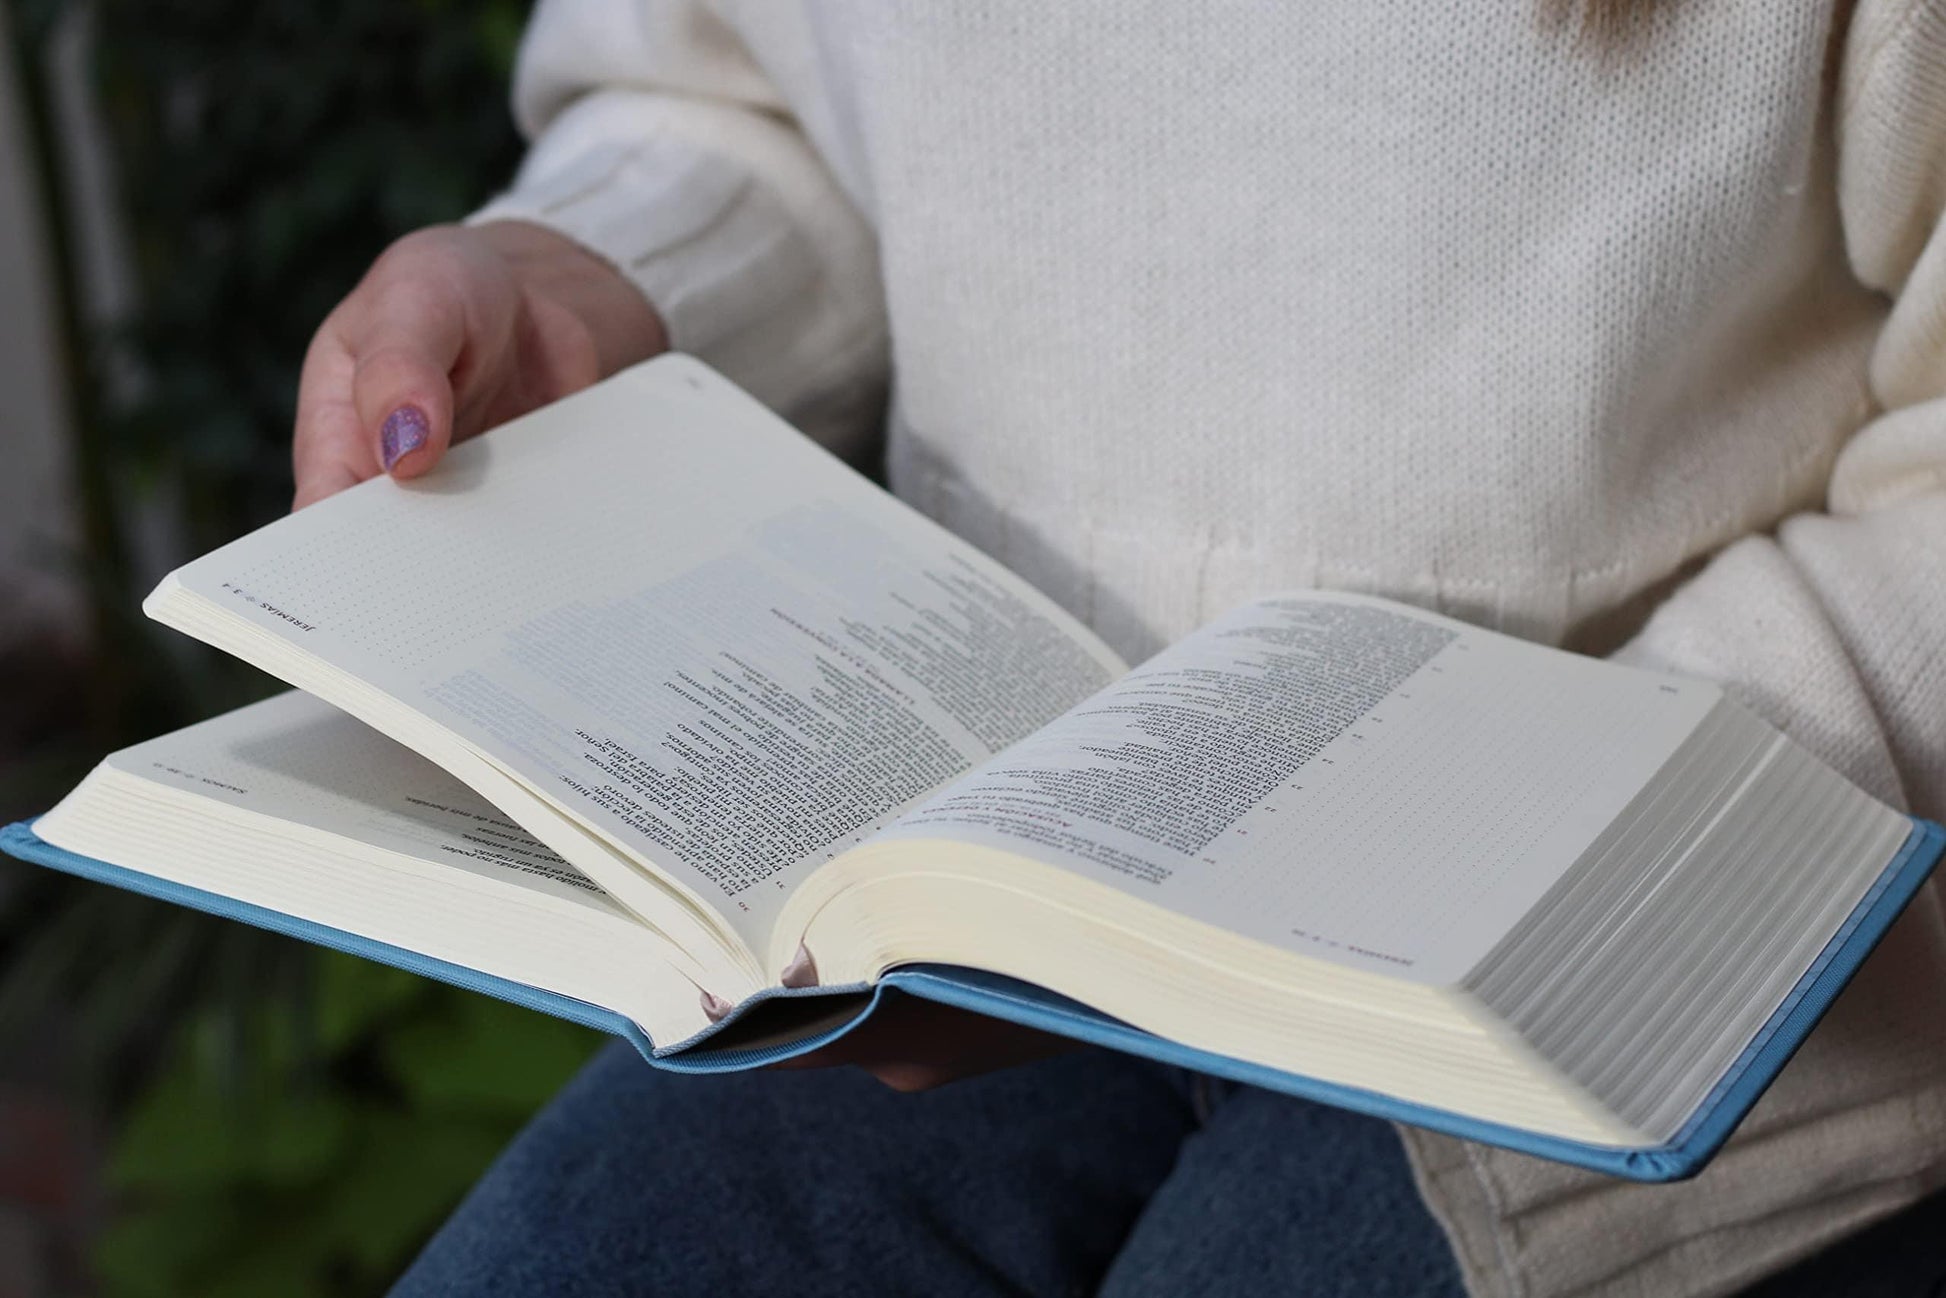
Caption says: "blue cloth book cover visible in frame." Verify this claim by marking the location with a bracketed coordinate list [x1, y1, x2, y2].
[6, 815, 1938, 1183]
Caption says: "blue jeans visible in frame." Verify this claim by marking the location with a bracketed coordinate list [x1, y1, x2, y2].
[394, 1038, 1946, 1297]
[392, 1039, 1466, 1296]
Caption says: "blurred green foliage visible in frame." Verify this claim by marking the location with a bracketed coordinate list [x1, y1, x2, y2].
[0, 0, 603, 1292]
[96, 957, 597, 1298]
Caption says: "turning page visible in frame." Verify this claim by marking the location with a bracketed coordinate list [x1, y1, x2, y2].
[876, 592, 1718, 984]
[150, 357, 1124, 959]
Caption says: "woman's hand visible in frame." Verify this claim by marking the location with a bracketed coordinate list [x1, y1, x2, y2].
[292, 220, 667, 509]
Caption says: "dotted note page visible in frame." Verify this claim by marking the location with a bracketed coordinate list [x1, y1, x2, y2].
[883, 593, 1717, 985]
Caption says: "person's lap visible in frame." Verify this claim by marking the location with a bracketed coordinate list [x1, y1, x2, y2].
[393, 1035, 1946, 1297]
[391, 1038, 1466, 1297]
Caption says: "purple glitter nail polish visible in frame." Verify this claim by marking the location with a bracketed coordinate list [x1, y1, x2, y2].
[380, 405, 430, 472]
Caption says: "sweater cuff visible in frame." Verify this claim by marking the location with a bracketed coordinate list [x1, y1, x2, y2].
[467, 89, 886, 453]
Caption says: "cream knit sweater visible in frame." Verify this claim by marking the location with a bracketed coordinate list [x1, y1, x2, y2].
[470, 3, 1946, 1295]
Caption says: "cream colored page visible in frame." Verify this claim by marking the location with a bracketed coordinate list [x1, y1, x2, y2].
[44, 690, 619, 914]
[878, 593, 1718, 985]
[159, 357, 1123, 951]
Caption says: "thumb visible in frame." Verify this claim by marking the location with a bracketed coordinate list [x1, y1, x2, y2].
[351, 282, 467, 481]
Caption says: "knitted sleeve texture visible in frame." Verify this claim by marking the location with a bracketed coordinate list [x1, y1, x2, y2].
[465, 0, 888, 456]
[1609, 0, 1946, 821]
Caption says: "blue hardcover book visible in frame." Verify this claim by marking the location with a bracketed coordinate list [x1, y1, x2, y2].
[12, 356, 1942, 1182]
[4, 804, 1939, 1183]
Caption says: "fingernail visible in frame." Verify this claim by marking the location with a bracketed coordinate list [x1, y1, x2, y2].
[780, 943, 820, 989]
[700, 990, 736, 1022]
[380, 405, 429, 472]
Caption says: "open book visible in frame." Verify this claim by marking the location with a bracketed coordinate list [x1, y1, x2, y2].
[10, 356, 1940, 1181]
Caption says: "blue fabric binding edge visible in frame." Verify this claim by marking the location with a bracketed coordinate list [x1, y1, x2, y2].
[5, 815, 1941, 1180]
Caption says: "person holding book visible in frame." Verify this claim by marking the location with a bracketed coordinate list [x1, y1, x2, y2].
[282, 2, 1946, 1294]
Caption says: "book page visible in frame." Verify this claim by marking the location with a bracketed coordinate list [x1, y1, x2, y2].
[876, 593, 1718, 984]
[159, 357, 1123, 951]
[68, 691, 622, 914]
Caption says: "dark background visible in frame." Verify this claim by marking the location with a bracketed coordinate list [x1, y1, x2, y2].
[0, 4, 606, 1294]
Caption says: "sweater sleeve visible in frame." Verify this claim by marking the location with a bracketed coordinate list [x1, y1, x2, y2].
[466, 0, 888, 456]
[1606, 0, 1946, 822]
